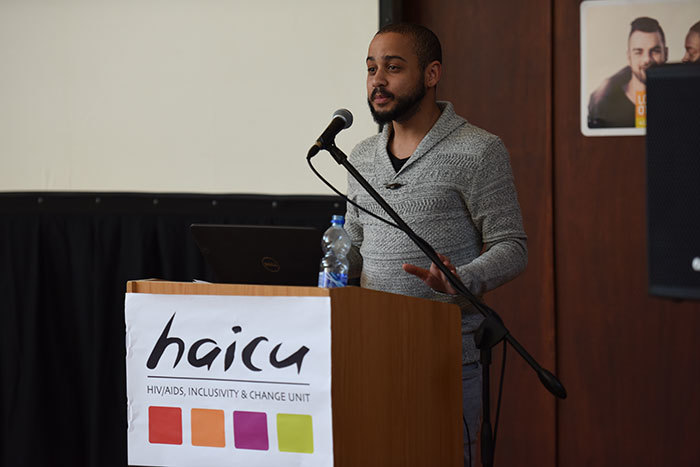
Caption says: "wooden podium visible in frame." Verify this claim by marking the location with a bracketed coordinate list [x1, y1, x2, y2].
[127, 280, 463, 466]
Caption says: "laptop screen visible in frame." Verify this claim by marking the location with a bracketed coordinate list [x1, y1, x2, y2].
[190, 224, 322, 286]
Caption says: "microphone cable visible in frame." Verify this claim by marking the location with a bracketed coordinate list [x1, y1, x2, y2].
[308, 154, 454, 261]
[307, 157, 400, 230]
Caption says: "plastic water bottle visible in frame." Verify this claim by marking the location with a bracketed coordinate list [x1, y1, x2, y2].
[318, 215, 351, 288]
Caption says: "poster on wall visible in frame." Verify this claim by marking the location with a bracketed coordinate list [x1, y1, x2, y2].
[125, 293, 334, 467]
[581, 0, 700, 136]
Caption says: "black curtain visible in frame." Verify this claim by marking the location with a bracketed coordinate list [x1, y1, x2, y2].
[0, 192, 343, 467]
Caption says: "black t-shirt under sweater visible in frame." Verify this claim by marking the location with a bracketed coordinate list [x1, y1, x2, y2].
[388, 148, 409, 172]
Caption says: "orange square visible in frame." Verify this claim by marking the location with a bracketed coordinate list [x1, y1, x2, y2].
[191, 408, 225, 447]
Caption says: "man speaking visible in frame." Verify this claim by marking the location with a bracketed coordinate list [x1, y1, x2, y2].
[343, 23, 528, 464]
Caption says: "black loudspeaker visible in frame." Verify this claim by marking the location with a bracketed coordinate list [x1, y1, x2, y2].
[646, 63, 700, 300]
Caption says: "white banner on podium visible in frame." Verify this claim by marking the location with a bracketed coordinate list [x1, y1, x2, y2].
[125, 293, 333, 467]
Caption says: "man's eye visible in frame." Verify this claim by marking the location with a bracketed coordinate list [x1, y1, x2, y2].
[388, 65, 399, 71]
[367, 67, 376, 73]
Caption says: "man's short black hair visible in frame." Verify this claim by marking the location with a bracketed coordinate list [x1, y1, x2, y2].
[629, 17, 666, 46]
[690, 20, 700, 35]
[376, 23, 442, 70]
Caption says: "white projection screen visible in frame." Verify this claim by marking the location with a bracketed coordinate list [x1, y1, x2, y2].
[0, 0, 379, 194]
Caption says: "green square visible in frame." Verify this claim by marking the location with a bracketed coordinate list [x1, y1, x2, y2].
[276, 413, 314, 453]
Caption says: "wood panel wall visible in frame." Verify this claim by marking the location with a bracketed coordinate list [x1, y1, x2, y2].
[403, 0, 700, 466]
[403, 1, 557, 466]
[553, 1, 700, 466]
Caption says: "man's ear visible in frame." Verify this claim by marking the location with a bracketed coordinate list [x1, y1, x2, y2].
[424, 60, 442, 88]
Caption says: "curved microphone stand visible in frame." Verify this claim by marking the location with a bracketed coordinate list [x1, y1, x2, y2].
[309, 140, 567, 467]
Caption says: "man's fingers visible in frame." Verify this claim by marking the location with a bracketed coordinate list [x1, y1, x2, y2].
[431, 260, 457, 295]
[431, 261, 455, 278]
[437, 253, 456, 272]
[404, 262, 458, 295]
[402, 263, 430, 280]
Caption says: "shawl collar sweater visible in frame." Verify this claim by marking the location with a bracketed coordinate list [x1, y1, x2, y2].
[345, 101, 527, 363]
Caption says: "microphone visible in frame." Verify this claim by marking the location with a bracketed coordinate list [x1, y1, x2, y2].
[307, 109, 353, 158]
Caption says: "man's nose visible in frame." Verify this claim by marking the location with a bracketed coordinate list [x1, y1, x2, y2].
[371, 69, 387, 87]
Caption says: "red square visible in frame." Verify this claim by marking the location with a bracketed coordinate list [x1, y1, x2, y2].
[149, 406, 182, 445]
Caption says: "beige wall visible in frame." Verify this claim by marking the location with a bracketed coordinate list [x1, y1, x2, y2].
[0, 0, 378, 194]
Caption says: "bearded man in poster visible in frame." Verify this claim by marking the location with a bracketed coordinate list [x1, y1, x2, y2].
[588, 16, 668, 128]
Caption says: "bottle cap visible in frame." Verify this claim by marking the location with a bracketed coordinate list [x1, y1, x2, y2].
[331, 214, 344, 225]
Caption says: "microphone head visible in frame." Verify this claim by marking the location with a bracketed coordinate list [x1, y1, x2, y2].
[332, 108, 353, 129]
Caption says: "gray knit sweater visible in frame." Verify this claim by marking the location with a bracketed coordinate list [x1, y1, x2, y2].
[344, 101, 527, 364]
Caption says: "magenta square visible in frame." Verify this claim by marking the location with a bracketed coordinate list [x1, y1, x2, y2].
[233, 411, 269, 450]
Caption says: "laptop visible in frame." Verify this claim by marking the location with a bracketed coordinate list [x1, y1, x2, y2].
[190, 224, 322, 286]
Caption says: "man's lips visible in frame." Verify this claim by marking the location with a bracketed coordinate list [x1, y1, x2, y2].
[372, 89, 393, 104]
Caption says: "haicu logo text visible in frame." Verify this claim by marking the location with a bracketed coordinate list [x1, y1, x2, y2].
[146, 313, 310, 374]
